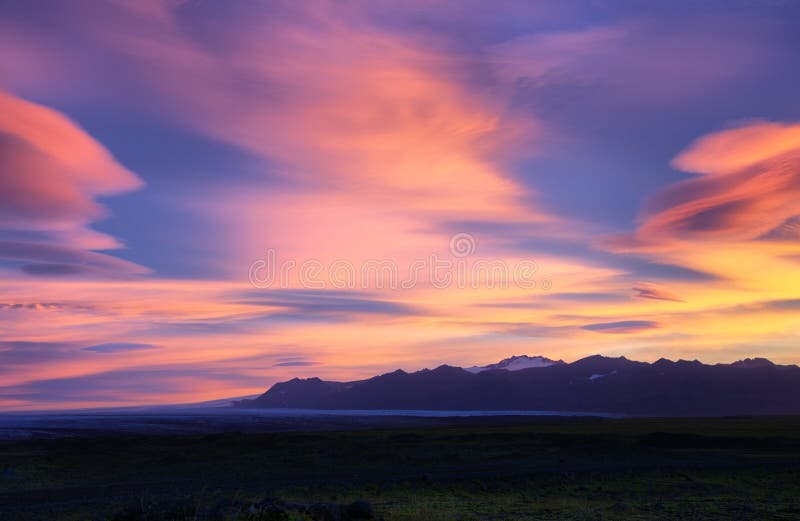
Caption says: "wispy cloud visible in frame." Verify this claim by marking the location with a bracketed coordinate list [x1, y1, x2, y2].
[82, 342, 158, 353]
[582, 320, 659, 334]
[632, 283, 683, 302]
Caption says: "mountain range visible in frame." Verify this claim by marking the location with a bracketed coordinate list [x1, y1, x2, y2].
[237, 355, 800, 416]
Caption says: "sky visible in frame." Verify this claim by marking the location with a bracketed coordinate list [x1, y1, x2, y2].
[2, 0, 800, 410]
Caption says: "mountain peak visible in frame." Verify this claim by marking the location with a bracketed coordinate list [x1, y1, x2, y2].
[572, 354, 628, 365]
[730, 358, 775, 369]
[432, 364, 461, 370]
[465, 354, 561, 373]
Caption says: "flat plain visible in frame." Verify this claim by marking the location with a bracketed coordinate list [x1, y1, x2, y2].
[1, 415, 799, 520]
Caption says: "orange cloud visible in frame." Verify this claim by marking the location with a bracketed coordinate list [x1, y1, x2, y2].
[589, 122, 800, 365]
[610, 122, 800, 248]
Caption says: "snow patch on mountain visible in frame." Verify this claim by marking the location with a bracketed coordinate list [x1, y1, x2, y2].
[465, 355, 561, 373]
[589, 370, 618, 381]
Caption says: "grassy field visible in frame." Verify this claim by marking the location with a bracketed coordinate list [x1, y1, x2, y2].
[1, 416, 799, 520]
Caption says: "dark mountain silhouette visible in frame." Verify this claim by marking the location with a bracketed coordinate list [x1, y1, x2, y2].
[237, 355, 800, 416]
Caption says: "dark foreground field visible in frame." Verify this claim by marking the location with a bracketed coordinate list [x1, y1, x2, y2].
[1, 416, 799, 520]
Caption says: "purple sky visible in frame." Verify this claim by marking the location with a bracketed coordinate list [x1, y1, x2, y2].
[2, 1, 800, 409]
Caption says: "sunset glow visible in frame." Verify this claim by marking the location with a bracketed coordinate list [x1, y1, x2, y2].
[2, 1, 800, 410]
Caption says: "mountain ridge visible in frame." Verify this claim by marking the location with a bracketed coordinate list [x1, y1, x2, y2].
[464, 354, 563, 373]
[237, 354, 800, 416]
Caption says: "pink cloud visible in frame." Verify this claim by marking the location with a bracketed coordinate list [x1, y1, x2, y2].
[0, 90, 146, 275]
[58, 2, 556, 276]
[672, 122, 800, 176]
[0, 90, 141, 228]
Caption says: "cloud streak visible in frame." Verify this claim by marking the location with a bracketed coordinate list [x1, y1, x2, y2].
[82, 342, 158, 353]
[582, 320, 659, 334]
